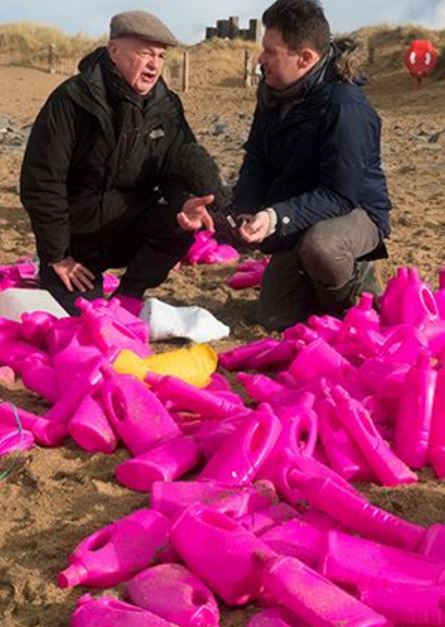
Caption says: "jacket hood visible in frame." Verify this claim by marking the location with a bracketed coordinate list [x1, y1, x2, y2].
[77, 46, 107, 74]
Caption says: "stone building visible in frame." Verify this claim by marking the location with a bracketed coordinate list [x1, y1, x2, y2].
[205, 16, 261, 43]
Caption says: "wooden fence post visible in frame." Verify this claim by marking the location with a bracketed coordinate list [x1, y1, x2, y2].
[48, 43, 57, 74]
[182, 51, 190, 92]
[244, 49, 252, 87]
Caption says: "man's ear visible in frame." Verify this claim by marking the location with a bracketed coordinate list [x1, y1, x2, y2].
[107, 40, 118, 62]
[298, 47, 321, 70]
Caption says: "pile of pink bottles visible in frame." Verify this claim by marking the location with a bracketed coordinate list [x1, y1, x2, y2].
[3, 264, 445, 625]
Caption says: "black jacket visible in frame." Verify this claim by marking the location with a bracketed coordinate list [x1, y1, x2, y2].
[20, 48, 195, 263]
[234, 68, 391, 255]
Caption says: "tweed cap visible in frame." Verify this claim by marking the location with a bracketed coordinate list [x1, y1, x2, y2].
[109, 10, 178, 47]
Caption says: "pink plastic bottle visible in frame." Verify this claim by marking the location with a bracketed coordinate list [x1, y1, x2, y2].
[32, 357, 106, 447]
[263, 555, 392, 626]
[0, 339, 49, 375]
[0, 423, 34, 456]
[306, 314, 342, 341]
[361, 584, 445, 626]
[145, 372, 247, 419]
[0, 401, 39, 431]
[246, 340, 299, 372]
[316, 396, 375, 482]
[435, 268, 445, 320]
[202, 242, 240, 264]
[20, 311, 57, 350]
[258, 399, 318, 489]
[151, 479, 277, 519]
[218, 338, 281, 371]
[21, 361, 60, 403]
[260, 517, 325, 568]
[77, 297, 150, 357]
[199, 404, 282, 485]
[379, 266, 410, 326]
[429, 366, 445, 477]
[358, 357, 410, 399]
[70, 594, 178, 627]
[170, 503, 276, 605]
[68, 394, 118, 454]
[183, 230, 218, 265]
[192, 414, 247, 460]
[287, 457, 425, 551]
[101, 373, 180, 456]
[379, 324, 427, 365]
[288, 337, 355, 387]
[322, 530, 445, 590]
[236, 372, 304, 405]
[418, 523, 445, 562]
[330, 385, 418, 486]
[283, 322, 319, 344]
[399, 267, 439, 327]
[58, 509, 170, 589]
[247, 607, 304, 627]
[228, 268, 265, 289]
[126, 563, 219, 626]
[394, 349, 437, 469]
[115, 435, 200, 492]
[237, 503, 299, 536]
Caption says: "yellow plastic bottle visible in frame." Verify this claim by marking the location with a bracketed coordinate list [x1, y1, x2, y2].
[112, 343, 218, 388]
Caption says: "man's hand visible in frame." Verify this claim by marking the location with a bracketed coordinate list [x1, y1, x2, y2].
[239, 211, 272, 244]
[177, 194, 215, 231]
[50, 257, 95, 292]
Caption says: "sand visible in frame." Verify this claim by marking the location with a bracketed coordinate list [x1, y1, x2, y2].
[1, 32, 445, 626]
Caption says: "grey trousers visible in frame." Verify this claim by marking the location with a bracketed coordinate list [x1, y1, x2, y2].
[258, 209, 381, 331]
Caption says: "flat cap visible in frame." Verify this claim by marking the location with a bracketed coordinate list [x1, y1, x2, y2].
[110, 10, 178, 47]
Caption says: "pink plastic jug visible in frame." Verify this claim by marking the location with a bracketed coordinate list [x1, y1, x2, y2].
[429, 366, 445, 477]
[151, 479, 277, 519]
[247, 607, 304, 626]
[126, 563, 219, 626]
[238, 502, 299, 536]
[330, 385, 418, 486]
[263, 555, 391, 626]
[115, 435, 200, 492]
[70, 594, 178, 627]
[0, 423, 34, 456]
[101, 373, 180, 456]
[58, 508, 170, 589]
[361, 583, 445, 626]
[170, 503, 275, 605]
[322, 529, 445, 590]
[287, 457, 425, 551]
[394, 349, 436, 469]
[145, 372, 246, 419]
[199, 404, 282, 485]
[261, 517, 325, 568]
[219, 338, 280, 371]
[68, 394, 118, 455]
[288, 337, 355, 387]
[316, 395, 375, 482]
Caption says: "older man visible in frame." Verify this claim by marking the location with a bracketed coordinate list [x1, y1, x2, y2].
[20, 10, 213, 315]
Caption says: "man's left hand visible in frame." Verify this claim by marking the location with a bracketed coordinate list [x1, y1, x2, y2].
[239, 211, 272, 243]
[177, 195, 215, 231]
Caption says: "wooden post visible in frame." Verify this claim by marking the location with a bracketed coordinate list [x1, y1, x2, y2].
[48, 43, 56, 74]
[244, 49, 251, 87]
[182, 51, 190, 92]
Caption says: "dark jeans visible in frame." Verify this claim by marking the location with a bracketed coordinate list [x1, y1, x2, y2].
[258, 209, 382, 331]
[39, 202, 194, 316]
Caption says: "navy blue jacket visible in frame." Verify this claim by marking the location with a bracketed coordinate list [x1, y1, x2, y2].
[234, 73, 391, 254]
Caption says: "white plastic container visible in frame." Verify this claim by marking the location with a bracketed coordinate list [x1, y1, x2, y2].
[0, 288, 68, 321]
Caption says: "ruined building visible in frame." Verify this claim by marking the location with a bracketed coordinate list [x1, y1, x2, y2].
[205, 17, 261, 43]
